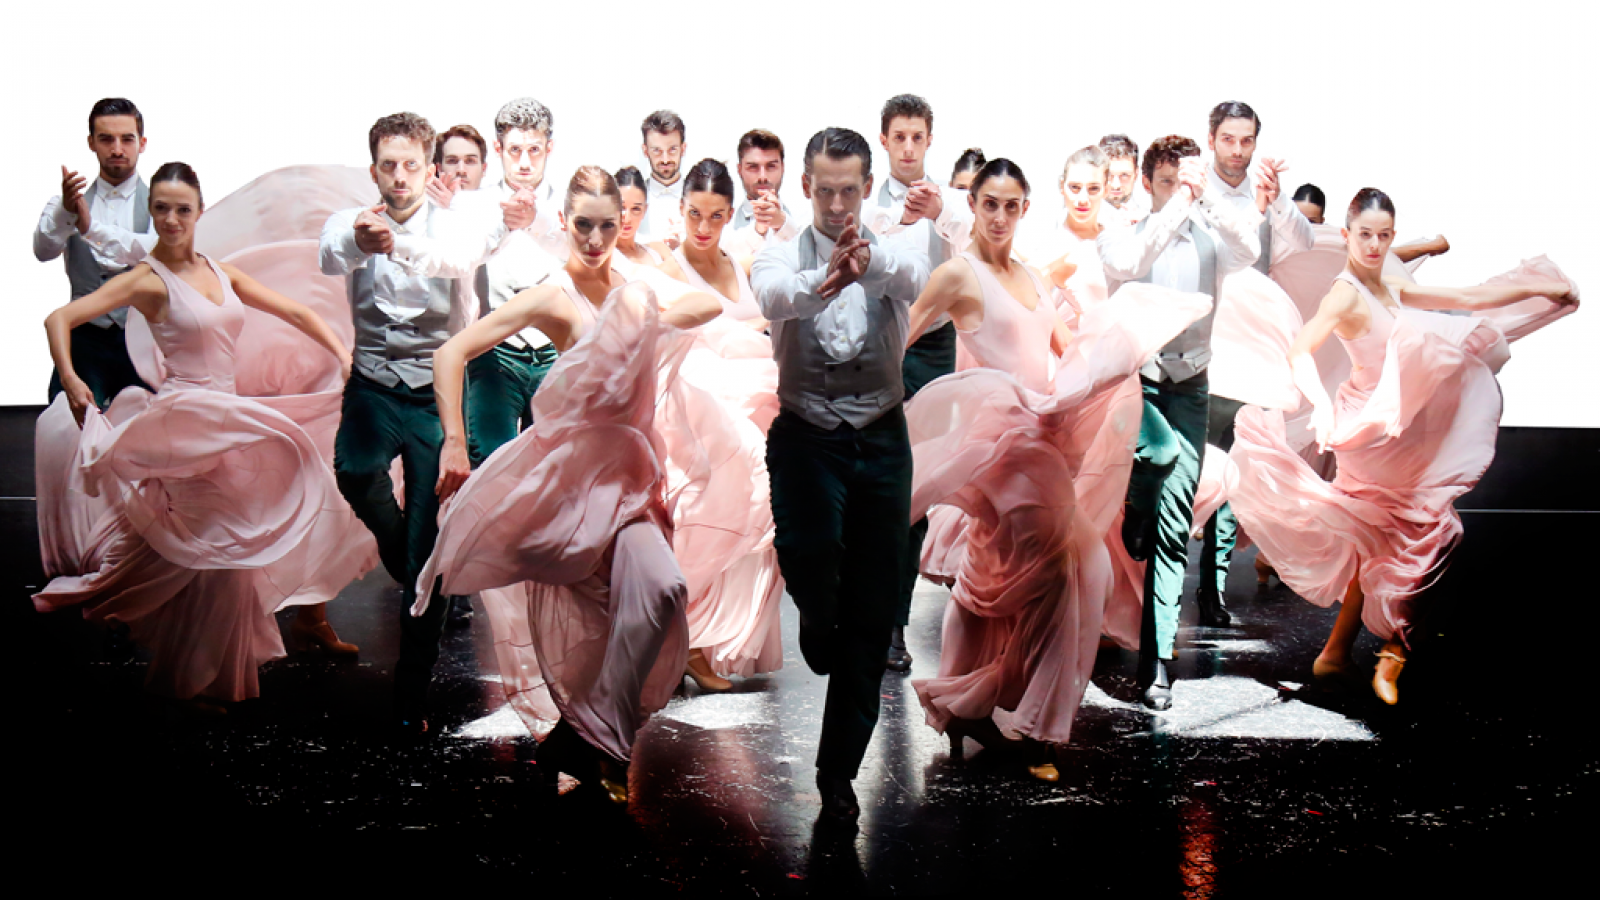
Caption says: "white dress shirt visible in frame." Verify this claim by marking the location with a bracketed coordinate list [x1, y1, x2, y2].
[449, 180, 566, 349]
[1204, 161, 1314, 267]
[861, 174, 971, 336]
[1097, 190, 1260, 296]
[722, 196, 807, 258]
[1100, 191, 1150, 229]
[640, 176, 685, 245]
[34, 174, 155, 267]
[319, 199, 496, 325]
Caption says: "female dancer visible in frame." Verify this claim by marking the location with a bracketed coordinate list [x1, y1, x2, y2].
[948, 147, 986, 191]
[1021, 146, 1110, 327]
[35, 162, 371, 711]
[614, 165, 684, 278]
[1230, 188, 1578, 704]
[902, 159, 1208, 780]
[420, 166, 721, 801]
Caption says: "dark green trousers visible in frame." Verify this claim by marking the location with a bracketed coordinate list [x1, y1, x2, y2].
[896, 321, 957, 627]
[465, 341, 559, 467]
[767, 405, 912, 777]
[332, 371, 450, 711]
[47, 321, 149, 410]
[1198, 396, 1244, 605]
[1130, 372, 1210, 660]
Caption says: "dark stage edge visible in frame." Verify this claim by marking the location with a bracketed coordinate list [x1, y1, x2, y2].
[4, 414, 1595, 894]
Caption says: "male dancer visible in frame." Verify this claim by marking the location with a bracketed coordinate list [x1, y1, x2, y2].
[638, 110, 687, 244]
[723, 129, 806, 257]
[1198, 101, 1316, 626]
[1099, 134, 1148, 226]
[320, 112, 507, 734]
[1099, 136, 1260, 709]
[751, 127, 929, 824]
[34, 98, 154, 409]
[428, 123, 489, 207]
[862, 93, 972, 673]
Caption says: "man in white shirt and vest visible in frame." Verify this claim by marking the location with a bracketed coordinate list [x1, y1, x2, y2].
[34, 98, 156, 409]
[638, 110, 687, 245]
[1098, 135, 1260, 710]
[1099, 133, 1150, 228]
[722, 129, 807, 258]
[321, 112, 509, 736]
[752, 127, 930, 825]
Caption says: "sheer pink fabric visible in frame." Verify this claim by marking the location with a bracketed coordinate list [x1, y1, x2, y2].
[1230, 260, 1577, 644]
[907, 260, 1211, 743]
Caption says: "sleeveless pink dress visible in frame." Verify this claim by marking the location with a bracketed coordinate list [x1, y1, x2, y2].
[34, 255, 376, 701]
[415, 277, 693, 762]
[907, 252, 1211, 743]
[1230, 262, 1577, 644]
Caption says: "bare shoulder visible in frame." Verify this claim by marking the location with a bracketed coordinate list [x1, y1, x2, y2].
[930, 256, 978, 293]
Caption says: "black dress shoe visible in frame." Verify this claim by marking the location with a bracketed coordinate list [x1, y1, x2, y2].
[447, 594, 474, 628]
[1139, 657, 1173, 711]
[798, 619, 835, 676]
[817, 771, 860, 823]
[1196, 592, 1232, 628]
[1121, 505, 1153, 562]
[885, 625, 913, 673]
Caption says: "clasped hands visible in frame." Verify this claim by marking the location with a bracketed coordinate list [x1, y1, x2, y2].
[899, 180, 943, 225]
[817, 215, 871, 300]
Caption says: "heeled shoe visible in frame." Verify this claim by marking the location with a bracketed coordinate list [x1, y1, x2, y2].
[685, 648, 732, 692]
[1254, 555, 1277, 587]
[291, 619, 359, 658]
[945, 716, 1014, 758]
[597, 757, 630, 806]
[1372, 650, 1406, 706]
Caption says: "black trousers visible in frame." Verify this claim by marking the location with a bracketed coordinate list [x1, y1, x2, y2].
[767, 405, 912, 777]
[47, 321, 149, 410]
[896, 321, 957, 627]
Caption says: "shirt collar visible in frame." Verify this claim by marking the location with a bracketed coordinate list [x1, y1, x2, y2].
[1207, 162, 1252, 198]
[885, 176, 912, 200]
[648, 177, 681, 198]
[386, 199, 433, 234]
[96, 174, 138, 200]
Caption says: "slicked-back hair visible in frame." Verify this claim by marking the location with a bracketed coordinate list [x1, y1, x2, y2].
[969, 158, 1031, 198]
[880, 94, 933, 136]
[565, 165, 622, 215]
[1142, 135, 1201, 182]
[89, 97, 143, 136]
[641, 110, 685, 143]
[150, 161, 202, 209]
[1208, 101, 1260, 138]
[434, 124, 487, 166]
[614, 165, 650, 194]
[1062, 145, 1109, 182]
[683, 159, 736, 202]
[1098, 133, 1139, 164]
[736, 129, 784, 162]
[803, 127, 872, 179]
[1293, 183, 1326, 209]
[368, 112, 436, 163]
[951, 147, 986, 182]
[494, 97, 554, 142]
[1346, 187, 1395, 227]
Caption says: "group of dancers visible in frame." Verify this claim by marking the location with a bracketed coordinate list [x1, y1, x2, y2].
[31, 94, 1579, 823]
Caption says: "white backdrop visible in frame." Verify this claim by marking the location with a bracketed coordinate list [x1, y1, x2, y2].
[3, 0, 1593, 426]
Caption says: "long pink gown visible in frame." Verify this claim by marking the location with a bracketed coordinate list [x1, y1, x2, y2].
[1229, 262, 1576, 644]
[414, 277, 691, 762]
[34, 256, 377, 701]
[907, 251, 1210, 743]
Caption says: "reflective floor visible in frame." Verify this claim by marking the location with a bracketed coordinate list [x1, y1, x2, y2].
[9, 510, 1590, 894]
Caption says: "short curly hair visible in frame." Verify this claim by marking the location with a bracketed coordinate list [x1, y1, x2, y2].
[1141, 135, 1200, 183]
[368, 112, 435, 163]
[494, 97, 554, 142]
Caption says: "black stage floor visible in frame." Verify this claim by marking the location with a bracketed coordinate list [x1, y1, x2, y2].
[4, 412, 1595, 895]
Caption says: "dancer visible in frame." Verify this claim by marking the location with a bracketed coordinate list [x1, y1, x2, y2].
[1293, 183, 1325, 225]
[948, 148, 985, 191]
[614, 166, 683, 274]
[1099, 134, 1148, 227]
[751, 127, 930, 823]
[900, 158, 1210, 780]
[321, 112, 508, 735]
[429, 123, 488, 206]
[673, 160, 766, 325]
[724, 129, 805, 257]
[35, 162, 370, 710]
[420, 166, 722, 801]
[638, 110, 687, 244]
[35, 98, 156, 409]
[1230, 188, 1578, 704]
[1022, 145, 1111, 322]
[1099, 135, 1261, 709]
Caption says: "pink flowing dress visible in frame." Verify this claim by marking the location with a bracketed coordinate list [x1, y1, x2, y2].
[1229, 261, 1577, 644]
[907, 252, 1210, 743]
[415, 278, 692, 762]
[34, 255, 377, 701]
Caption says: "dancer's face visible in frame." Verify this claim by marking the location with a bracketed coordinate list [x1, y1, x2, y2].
[738, 147, 784, 200]
[371, 137, 433, 216]
[88, 114, 144, 184]
[618, 186, 647, 243]
[682, 191, 732, 252]
[1343, 209, 1395, 274]
[1209, 117, 1257, 184]
[802, 154, 871, 241]
[1105, 158, 1138, 206]
[949, 170, 976, 191]
[1298, 200, 1325, 224]
[438, 137, 486, 191]
[497, 128, 551, 192]
[1060, 163, 1106, 228]
[881, 116, 930, 186]
[561, 193, 622, 270]
[644, 131, 684, 185]
[149, 181, 202, 247]
[969, 175, 1028, 247]
[1145, 161, 1183, 213]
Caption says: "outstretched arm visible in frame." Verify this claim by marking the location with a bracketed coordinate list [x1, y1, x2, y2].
[44, 266, 166, 424]
[1393, 272, 1577, 313]
[1392, 235, 1449, 264]
[223, 263, 351, 380]
[660, 290, 723, 331]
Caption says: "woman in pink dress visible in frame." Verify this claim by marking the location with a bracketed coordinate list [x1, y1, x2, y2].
[614, 166, 684, 277]
[1230, 188, 1578, 704]
[35, 163, 370, 711]
[902, 159, 1210, 781]
[420, 166, 721, 802]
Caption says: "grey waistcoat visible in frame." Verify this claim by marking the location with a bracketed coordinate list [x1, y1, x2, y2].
[348, 264, 457, 390]
[1253, 215, 1273, 275]
[773, 228, 907, 429]
[1136, 214, 1219, 383]
[66, 178, 149, 328]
